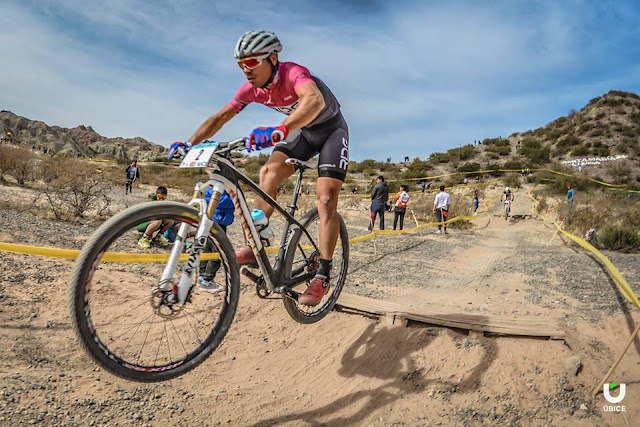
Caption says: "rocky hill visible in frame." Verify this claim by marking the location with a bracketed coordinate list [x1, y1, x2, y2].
[0, 110, 165, 160]
[408, 90, 640, 184]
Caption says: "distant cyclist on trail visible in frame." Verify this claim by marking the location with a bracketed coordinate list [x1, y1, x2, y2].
[501, 186, 514, 204]
[168, 31, 349, 306]
[500, 186, 514, 219]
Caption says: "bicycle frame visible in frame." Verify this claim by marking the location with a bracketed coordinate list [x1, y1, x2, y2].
[163, 145, 319, 302]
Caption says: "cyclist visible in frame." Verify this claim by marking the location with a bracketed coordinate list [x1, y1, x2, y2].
[500, 186, 514, 217]
[171, 31, 349, 306]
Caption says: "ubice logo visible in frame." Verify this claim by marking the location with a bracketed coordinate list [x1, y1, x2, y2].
[603, 382, 626, 412]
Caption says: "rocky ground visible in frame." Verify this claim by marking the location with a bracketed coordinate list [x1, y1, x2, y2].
[1, 182, 639, 426]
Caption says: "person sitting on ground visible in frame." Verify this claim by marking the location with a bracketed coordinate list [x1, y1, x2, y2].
[137, 186, 174, 248]
[125, 160, 140, 195]
[432, 185, 450, 234]
[369, 175, 388, 231]
[393, 185, 410, 230]
[198, 188, 235, 293]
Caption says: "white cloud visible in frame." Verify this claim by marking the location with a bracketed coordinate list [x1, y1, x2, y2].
[1, 1, 639, 160]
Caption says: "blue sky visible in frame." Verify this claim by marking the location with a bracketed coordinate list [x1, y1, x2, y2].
[1, 0, 639, 161]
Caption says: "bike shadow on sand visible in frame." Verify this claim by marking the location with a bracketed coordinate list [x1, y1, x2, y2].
[251, 320, 497, 426]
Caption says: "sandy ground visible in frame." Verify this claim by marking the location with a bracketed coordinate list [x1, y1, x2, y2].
[0, 182, 639, 426]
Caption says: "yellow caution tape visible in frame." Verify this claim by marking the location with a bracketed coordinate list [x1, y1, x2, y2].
[527, 194, 640, 309]
[0, 204, 493, 262]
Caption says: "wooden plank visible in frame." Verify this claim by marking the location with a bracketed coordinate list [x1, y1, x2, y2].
[337, 292, 564, 339]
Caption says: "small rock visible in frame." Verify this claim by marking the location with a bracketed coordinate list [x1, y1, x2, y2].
[564, 356, 582, 376]
[563, 384, 574, 392]
[580, 404, 588, 410]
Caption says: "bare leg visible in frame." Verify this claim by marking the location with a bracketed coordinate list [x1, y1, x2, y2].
[316, 177, 343, 260]
[255, 151, 294, 218]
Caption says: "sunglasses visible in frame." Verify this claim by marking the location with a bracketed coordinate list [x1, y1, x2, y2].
[237, 53, 270, 70]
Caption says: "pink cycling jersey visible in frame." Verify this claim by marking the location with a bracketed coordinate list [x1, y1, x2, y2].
[228, 61, 340, 127]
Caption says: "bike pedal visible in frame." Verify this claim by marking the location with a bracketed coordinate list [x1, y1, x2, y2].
[240, 267, 262, 284]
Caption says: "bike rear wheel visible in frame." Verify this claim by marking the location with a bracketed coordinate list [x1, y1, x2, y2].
[281, 208, 349, 324]
[69, 202, 240, 382]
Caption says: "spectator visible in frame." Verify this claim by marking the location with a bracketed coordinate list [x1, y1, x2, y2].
[352, 187, 357, 194]
[567, 184, 575, 211]
[421, 181, 426, 193]
[369, 175, 388, 231]
[404, 155, 410, 163]
[125, 160, 140, 195]
[463, 177, 468, 185]
[198, 188, 236, 293]
[137, 187, 174, 248]
[473, 190, 479, 214]
[393, 185, 410, 230]
[432, 185, 450, 234]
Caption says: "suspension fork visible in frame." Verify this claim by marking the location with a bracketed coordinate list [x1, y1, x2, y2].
[161, 181, 225, 302]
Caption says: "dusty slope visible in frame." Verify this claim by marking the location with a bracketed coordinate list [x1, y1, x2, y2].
[0, 183, 639, 426]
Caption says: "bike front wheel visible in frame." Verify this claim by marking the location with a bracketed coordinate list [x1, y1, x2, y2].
[69, 201, 240, 382]
[281, 208, 349, 324]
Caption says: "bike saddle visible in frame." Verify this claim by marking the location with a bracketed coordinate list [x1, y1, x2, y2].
[285, 158, 318, 170]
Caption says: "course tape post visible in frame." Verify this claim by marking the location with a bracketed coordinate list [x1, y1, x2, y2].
[527, 194, 640, 309]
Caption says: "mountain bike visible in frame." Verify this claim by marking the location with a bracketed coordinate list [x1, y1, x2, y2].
[68, 138, 349, 382]
[503, 199, 511, 220]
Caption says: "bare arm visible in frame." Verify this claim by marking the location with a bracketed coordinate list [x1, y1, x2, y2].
[281, 82, 325, 132]
[188, 105, 236, 144]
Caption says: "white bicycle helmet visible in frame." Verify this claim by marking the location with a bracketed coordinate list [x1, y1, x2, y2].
[505, 186, 511, 193]
[234, 31, 282, 59]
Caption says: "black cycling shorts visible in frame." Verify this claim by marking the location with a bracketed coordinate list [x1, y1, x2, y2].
[273, 112, 349, 181]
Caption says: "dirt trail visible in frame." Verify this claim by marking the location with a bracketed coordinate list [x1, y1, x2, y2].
[1, 183, 639, 426]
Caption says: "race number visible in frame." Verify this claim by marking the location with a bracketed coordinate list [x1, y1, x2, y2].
[179, 144, 218, 168]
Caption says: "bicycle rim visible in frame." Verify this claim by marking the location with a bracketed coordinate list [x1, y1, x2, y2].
[69, 202, 240, 381]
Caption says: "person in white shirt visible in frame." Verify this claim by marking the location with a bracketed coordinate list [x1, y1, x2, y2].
[432, 185, 450, 234]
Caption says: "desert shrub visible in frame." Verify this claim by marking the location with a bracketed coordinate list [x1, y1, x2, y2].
[546, 129, 563, 141]
[520, 138, 550, 165]
[402, 158, 431, 179]
[485, 163, 504, 177]
[41, 158, 113, 219]
[556, 135, 581, 148]
[1, 146, 37, 185]
[601, 97, 623, 107]
[447, 144, 476, 161]
[502, 160, 525, 170]
[482, 137, 509, 146]
[599, 225, 640, 252]
[457, 162, 481, 173]
[590, 143, 610, 156]
[605, 161, 631, 184]
[429, 152, 450, 163]
[503, 174, 521, 188]
[571, 145, 590, 156]
[486, 145, 511, 156]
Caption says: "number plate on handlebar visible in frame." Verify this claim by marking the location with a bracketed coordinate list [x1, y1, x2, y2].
[179, 143, 219, 168]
